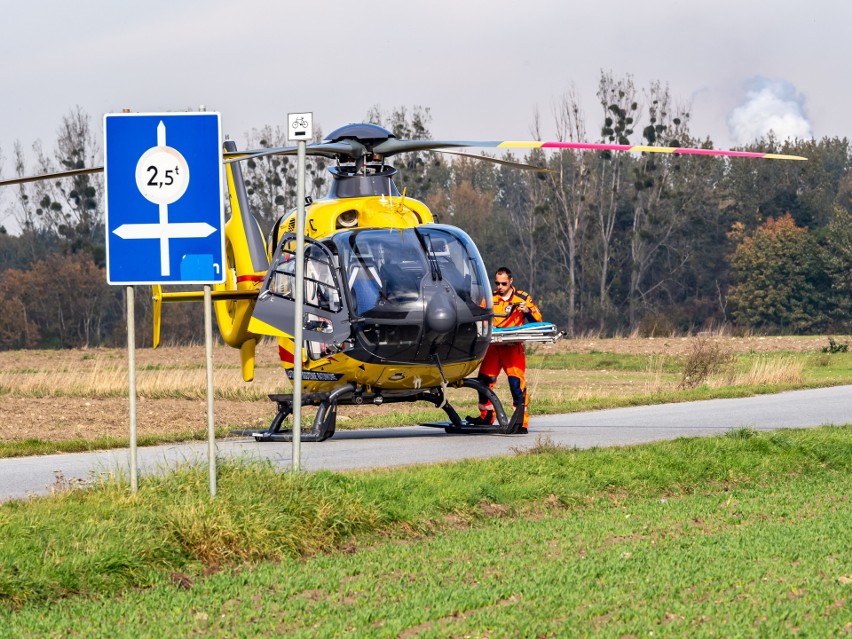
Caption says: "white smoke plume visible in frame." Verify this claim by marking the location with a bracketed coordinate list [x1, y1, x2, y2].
[727, 77, 813, 145]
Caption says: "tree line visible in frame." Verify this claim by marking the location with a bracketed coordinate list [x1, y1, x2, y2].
[0, 72, 849, 350]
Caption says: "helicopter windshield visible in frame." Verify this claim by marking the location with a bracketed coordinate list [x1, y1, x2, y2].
[334, 226, 492, 364]
[414, 225, 492, 311]
[337, 229, 428, 317]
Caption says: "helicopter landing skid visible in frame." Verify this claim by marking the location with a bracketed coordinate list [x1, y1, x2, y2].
[252, 384, 356, 443]
[421, 378, 526, 435]
[421, 404, 525, 435]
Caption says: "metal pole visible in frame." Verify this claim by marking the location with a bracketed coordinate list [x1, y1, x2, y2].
[127, 286, 138, 493]
[292, 139, 306, 472]
[204, 285, 217, 497]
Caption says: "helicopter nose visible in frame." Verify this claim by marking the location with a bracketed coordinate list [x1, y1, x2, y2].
[426, 292, 458, 334]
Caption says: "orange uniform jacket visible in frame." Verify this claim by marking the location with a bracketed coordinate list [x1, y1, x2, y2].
[492, 288, 542, 328]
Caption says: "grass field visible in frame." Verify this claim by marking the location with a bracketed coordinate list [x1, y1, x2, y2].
[0, 334, 849, 457]
[1, 336, 850, 636]
[1, 425, 849, 637]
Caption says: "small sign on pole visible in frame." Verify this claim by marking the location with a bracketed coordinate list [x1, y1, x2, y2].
[287, 112, 312, 472]
[287, 112, 314, 142]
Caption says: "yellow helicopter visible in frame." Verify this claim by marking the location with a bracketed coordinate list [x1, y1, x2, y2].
[1, 121, 806, 441]
[171, 123, 554, 441]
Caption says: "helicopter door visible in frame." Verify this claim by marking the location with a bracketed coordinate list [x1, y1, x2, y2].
[249, 234, 350, 343]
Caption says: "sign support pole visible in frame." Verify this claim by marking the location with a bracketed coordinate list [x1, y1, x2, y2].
[204, 285, 217, 497]
[291, 138, 307, 472]
[127, 286, 138, 493]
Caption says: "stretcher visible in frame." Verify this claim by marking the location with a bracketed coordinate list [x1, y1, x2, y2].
[490, 321, 563, 344]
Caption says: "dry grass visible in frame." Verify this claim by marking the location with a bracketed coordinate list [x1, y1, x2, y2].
[0, 335, 840, 447]
[712, 355, 805, 387]
[643, 355, 669, 394]
[0, 349, 282, 400]
[534, 333, 835, 357]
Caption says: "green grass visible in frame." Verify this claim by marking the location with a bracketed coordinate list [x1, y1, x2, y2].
[526, 349, 852, 376]
[0, 427, 241, 459]
[527, 351, 679, 371]
[9, 473, 845, 637]
[1, 425, 850, 637]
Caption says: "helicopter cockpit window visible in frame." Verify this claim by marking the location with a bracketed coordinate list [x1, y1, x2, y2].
[337, 229, 429, 315]
[347, 254, 382, 315]
[379, 243, 427, 303]
[270, 241, 342, 313]
[252, 234, 350, 346]
[415, 226, 492, 314]
[330, 226, 492, 364]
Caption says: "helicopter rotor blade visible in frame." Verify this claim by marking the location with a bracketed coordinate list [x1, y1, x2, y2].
[371, 139, 471, 155]
[431, 150, 553, 172]
[0, 165, 104, 187]
[223, 140, 367, 164]
[375, 139, 807, 161]
[491, 141, 808, 161]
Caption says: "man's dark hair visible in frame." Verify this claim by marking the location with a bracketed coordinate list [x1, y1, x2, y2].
[496, 266, 512, 278]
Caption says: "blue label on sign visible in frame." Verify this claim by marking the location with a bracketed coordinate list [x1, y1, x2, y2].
[180, 254, 217, 281]
[104, 112, 225, 285]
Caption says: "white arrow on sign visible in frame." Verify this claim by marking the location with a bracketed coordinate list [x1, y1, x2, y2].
[113, 222, 216, 240]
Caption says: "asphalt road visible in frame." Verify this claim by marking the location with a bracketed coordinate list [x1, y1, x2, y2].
[1, 385, 849, 502]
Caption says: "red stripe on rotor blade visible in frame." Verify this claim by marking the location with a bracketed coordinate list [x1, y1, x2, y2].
[541, 142, 633, 151]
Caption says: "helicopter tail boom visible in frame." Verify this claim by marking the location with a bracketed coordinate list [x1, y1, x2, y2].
[209, 141, 271, 380]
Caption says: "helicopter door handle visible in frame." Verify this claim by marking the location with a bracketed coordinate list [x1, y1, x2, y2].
[309, 219, 317, 232]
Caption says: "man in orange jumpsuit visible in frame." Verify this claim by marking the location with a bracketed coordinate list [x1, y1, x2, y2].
[467, 266, 542, 433]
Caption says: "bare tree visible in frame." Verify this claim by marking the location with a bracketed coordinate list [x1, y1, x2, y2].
[594, 71, 637, 331]
[626, 83, 694, 328]
[48, 107, 103, 257]
[242, 124, 326, 236]
[494, 109, 552, 293]
[546, 88, 596, 336]
[12, 140, 60, 261]
[13, 108, 104, 261]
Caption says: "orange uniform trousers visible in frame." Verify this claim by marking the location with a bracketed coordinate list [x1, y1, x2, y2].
[477, 342, 529, 427]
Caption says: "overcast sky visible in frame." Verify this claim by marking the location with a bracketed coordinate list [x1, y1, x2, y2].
[1, 0, 849, 229]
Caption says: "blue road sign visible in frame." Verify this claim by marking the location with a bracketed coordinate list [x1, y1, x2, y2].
[104, 112, 225, 285]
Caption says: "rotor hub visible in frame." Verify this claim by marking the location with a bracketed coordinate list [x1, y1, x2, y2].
[325, 123, 395, 146]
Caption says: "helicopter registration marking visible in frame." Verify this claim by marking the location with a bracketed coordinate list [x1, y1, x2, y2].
[285, 370, 343, 381]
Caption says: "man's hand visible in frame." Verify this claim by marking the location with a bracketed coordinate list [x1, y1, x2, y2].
[517, 301, 527, 314]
